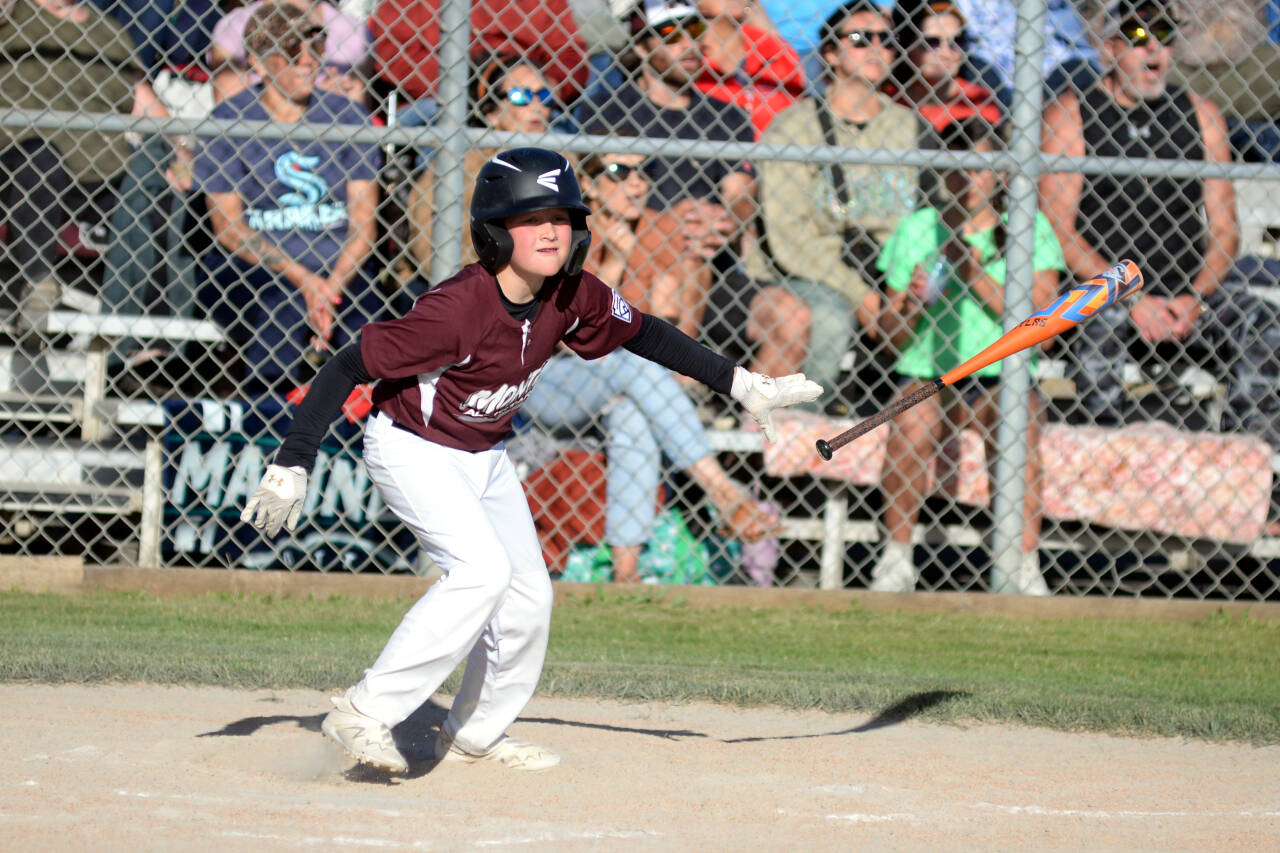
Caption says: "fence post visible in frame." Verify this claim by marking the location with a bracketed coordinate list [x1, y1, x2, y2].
[428, 0, 471, 283]
[991, 0, 1048, 594]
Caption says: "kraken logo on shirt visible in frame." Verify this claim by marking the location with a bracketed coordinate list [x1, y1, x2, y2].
[246, 151, 348, 232]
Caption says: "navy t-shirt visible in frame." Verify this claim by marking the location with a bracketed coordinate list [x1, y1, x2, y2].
[362, 263, 644, 452]
[576, 80, 756, 209]
[193, 87, 381, 274]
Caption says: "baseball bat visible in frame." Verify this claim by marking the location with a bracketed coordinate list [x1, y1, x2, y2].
[815, 259, 1143, 461]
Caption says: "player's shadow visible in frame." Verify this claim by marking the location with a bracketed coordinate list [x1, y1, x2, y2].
[198, 693, 955, 783]
[197, 714, 325, 737]
[516, 716, 708, 742]
[721, 690, 969, 744]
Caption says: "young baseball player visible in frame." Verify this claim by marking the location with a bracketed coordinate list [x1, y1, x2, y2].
[241, 147, 822, 774]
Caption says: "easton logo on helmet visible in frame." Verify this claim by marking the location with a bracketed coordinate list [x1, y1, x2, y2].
[536, 169, 560, 191]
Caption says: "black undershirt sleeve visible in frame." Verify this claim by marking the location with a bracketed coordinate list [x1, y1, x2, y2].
[623, 313, 736, 394]
[275, 343, 373, 471]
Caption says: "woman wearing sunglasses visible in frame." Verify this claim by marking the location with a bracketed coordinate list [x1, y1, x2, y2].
[520, 142, 782, 584]
[208, 0, 369, 103]
[408, 52, 562, 273]
[888, 0, 1001, 135]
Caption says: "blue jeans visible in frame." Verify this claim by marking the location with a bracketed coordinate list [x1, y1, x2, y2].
[521, 350, 712, 547]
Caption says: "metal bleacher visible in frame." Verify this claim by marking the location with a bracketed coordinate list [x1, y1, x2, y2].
[0, 307, 223, 567]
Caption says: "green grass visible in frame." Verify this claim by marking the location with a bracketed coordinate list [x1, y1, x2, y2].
[2, 589, 1277, 743]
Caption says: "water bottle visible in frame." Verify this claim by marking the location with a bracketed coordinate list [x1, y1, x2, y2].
[922, 252, 949, 306]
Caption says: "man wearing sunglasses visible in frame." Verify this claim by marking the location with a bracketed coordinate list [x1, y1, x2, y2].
[578, 0, 756, 222]
[1041, 1, 1280, 448]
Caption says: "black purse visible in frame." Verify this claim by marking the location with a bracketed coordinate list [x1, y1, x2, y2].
[815, 102, 885, 291]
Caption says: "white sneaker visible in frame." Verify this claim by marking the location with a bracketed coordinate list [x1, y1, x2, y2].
[1013, 551, 1051, 596]
[434, 732, 560, 771]
[869, 540, 918, 593]
[321, 694, 408, 774]
[993, 552, 1051, 596]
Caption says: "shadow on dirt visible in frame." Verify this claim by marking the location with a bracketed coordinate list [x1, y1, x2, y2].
[197, 713, 325, 737]
[519, 716, 708, 741]
[721, 690, 970, 743]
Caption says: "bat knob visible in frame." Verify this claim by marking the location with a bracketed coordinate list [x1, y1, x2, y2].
[815, 439, 833, 461]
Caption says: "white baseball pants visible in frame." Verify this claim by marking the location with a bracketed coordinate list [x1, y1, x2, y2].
[347, 412, 553, 755]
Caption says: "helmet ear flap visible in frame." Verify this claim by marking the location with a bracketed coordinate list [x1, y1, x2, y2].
[564, 211, 592, 276]
[473, 222, 514, 272]
[564, 230, 592, 277]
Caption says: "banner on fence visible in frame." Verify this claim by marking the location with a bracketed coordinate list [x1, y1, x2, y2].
[160, 398, 416, 571]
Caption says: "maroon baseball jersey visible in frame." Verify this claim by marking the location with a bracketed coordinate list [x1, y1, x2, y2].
[362, 263, 642, 451]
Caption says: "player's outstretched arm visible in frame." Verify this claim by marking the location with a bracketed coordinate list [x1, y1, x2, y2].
[622, 314, 822, 444]
[241, 342, 373, 536]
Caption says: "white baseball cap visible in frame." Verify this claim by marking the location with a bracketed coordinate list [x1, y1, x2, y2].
[616, 0, 700, 32]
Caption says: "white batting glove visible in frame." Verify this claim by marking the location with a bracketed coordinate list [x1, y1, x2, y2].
[241, 464, 308, 536]
[730, 367, 823, 444]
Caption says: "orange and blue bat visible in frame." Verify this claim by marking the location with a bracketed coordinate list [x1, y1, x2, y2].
[816, 260, 1143, 460]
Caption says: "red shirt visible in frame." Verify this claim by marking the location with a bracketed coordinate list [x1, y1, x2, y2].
[362, 264, 641, 451]
[694, 25, 806, 138]
[901, 78, 1003, 133]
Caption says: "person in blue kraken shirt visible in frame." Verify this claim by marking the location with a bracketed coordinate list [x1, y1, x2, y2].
[192, 2, 386, 397]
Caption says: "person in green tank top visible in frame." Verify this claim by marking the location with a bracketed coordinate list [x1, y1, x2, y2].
[869, 116, 1065, 596]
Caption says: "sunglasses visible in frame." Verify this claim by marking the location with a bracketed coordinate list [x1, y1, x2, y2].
[280, 25, 326, 60]
[921, 34, 966, 52]
[597, 162, 647, 182]
[843, 29, 890, 49]
[501, 87, 554, 107]
[652, 18, 708, 44]
[1115, 19, 1177, 48]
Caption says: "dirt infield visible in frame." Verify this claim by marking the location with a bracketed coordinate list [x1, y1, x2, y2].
[2, 684, 1277, 852]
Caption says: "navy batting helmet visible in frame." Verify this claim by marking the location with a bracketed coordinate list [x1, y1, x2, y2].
[470, 147, 592, 276]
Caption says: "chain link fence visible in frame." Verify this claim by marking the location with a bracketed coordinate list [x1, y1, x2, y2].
[2, 0, 1279, 599]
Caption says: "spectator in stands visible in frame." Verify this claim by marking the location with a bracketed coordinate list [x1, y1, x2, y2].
[0, 0, 152, 366]
[406, 52, 564, 274]
[579, 0, 810, 387]
[1040, 0, 1280, 445]
[757, 0, 869, 86]
[695, 0, 808, 137]
[371, 0, 590, 123]
[954, 0, 1100, 106]
[209, 0, 371, 104]
[579, 0, 757, 237]
[744, 0, 919, 412]
[889, 0, 1001, 137]
[872, 116, 1060, 595]
[94, 0, 222, 395]
[192, 2, 387, 397]
[522, 148, 780, 583]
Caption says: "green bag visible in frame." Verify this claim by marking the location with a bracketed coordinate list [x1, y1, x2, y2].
[560, 543, 613, 583]
[639, 508, 713, 586]
[558, 508, 714, 585]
